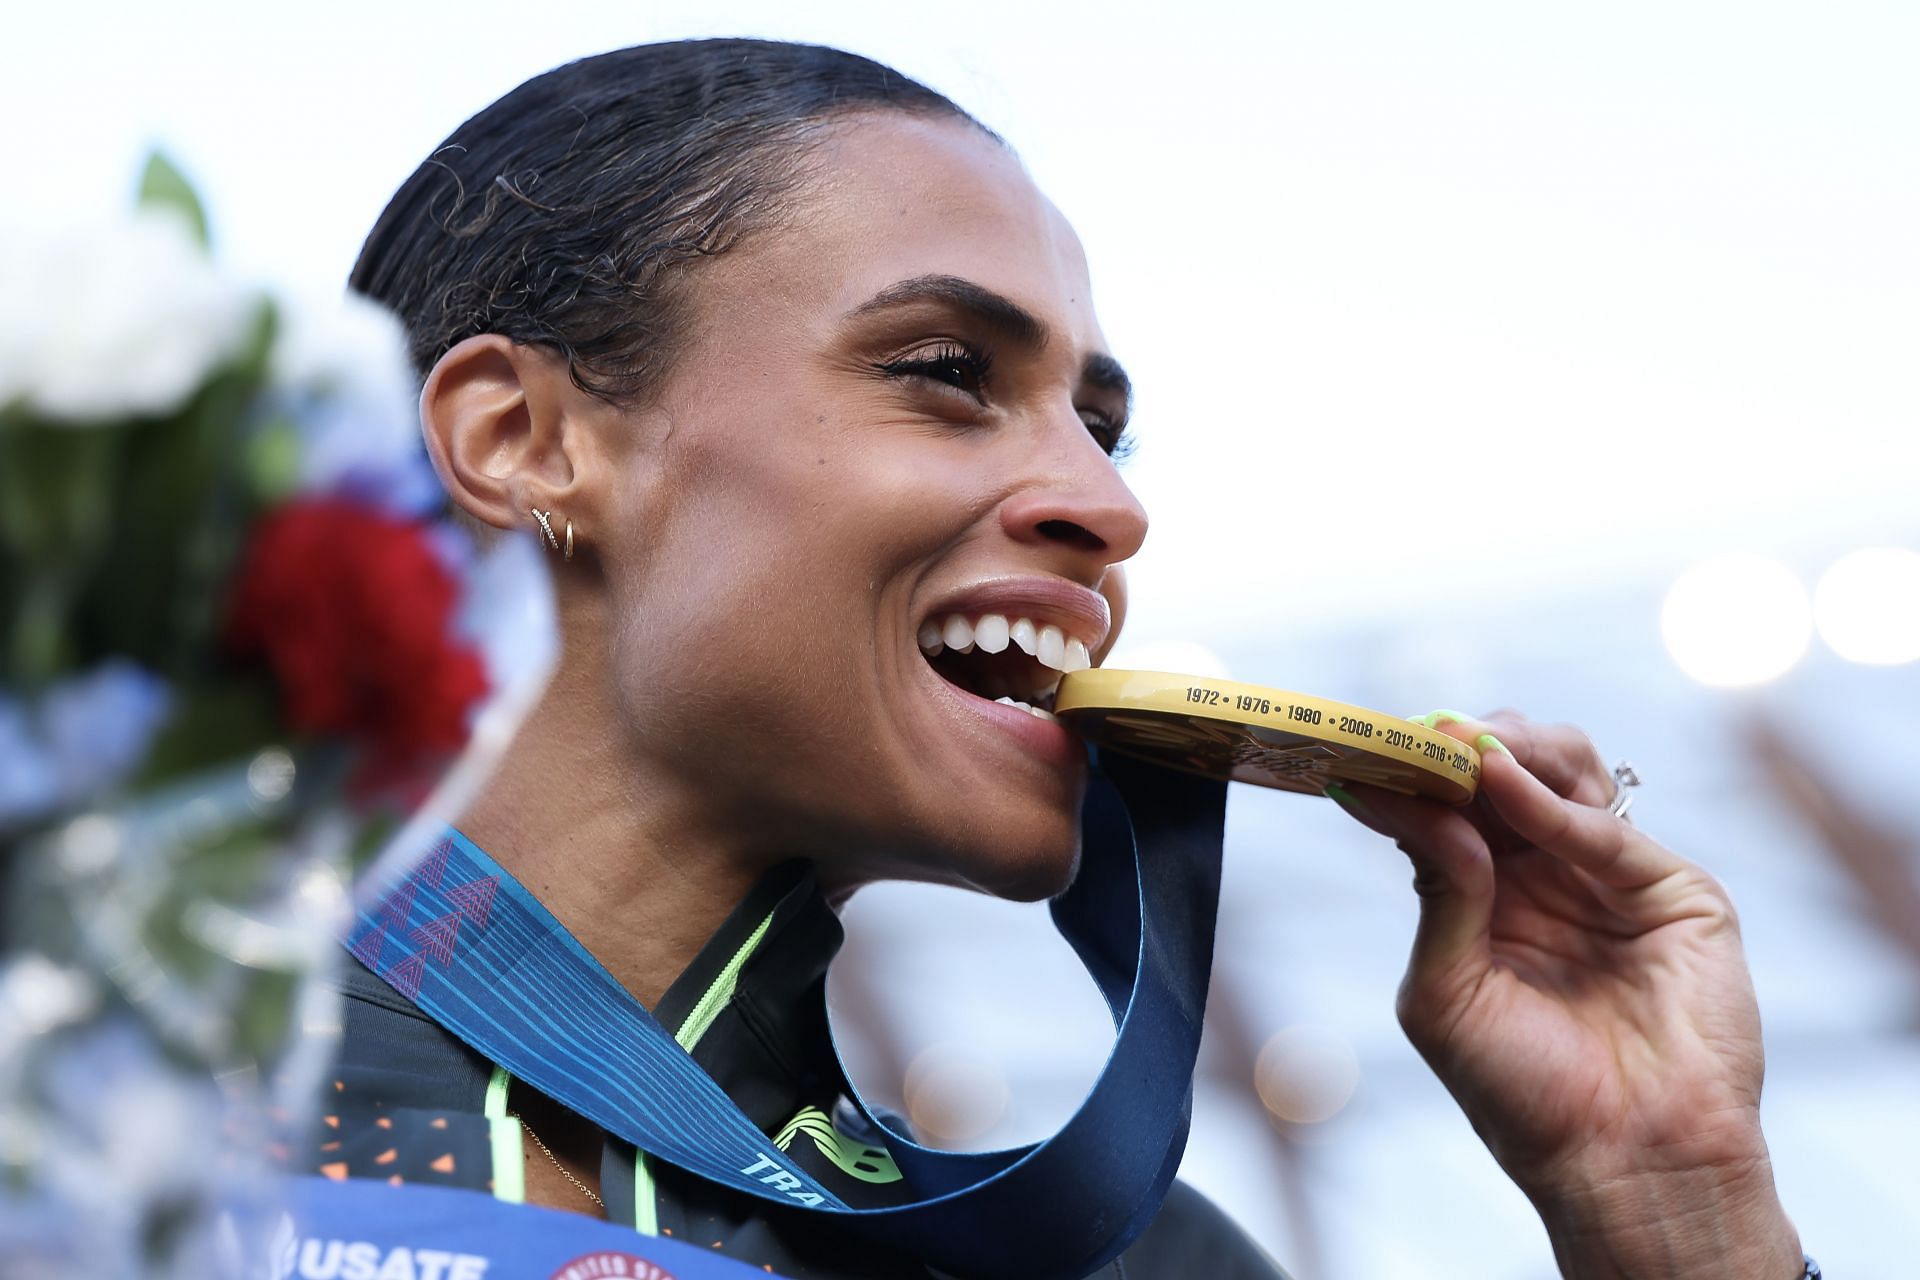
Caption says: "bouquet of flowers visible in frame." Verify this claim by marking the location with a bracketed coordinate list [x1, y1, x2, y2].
[0, 155, 555, 1278]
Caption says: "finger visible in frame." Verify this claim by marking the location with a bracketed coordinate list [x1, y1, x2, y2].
[1418, 709, 1611, 806]
[1342, 783, 1496, 1009]
[1323, 782, 1397, 836]
[1330, 780, 1501, 855]
[1474, 746, 1687, 891]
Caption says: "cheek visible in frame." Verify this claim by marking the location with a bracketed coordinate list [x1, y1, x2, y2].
[647, 417, 984, 632]
[599, 468, 900, 778]
[599, 386, 1071, 840]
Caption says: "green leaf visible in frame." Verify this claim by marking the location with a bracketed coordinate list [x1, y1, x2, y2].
[137, 150, 211, 250]
[0, 424, 124, 685]
[244, 417, 303, 504]
[74, 298, 277, 677]
[132, 678, 284, 790]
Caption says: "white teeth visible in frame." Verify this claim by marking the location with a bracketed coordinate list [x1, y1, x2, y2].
[995, 695, 1057, 722]
[1036, 625, 1067, 671]
[974, 614, 1010, 654]
[921, 610, 1093, 694]
[942, 615, 975, 654]
[1028, 706, 1057, 722]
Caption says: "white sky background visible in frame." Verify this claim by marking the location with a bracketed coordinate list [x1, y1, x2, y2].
[6, 0, 1916, 646]
[8, 3, 1919, 1274]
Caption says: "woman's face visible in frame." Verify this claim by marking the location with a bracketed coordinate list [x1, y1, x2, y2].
[592, 113, 1145, 899]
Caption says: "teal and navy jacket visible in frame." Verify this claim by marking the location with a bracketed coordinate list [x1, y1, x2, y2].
[305, 862, 1287, 1279]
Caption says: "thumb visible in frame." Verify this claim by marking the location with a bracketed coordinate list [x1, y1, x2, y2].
[1400, 831, 1496, 1009]
[1341, 787, 1498, 1045]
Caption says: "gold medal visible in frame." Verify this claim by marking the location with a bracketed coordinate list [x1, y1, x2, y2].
[1055, 669, 1480, 804]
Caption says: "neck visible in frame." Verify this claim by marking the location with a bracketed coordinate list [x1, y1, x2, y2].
[454, 610, 766, 1010]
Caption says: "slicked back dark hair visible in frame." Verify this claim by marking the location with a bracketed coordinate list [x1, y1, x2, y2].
[350, 38, 990, 403]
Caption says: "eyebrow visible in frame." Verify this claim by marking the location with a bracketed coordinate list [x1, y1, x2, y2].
[848, 273, 1133, 409]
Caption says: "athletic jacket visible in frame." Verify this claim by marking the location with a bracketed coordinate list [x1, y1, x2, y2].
[306, 860, 1287, 1279]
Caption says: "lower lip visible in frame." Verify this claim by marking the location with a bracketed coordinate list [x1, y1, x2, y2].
[923, 665, 1086, 772]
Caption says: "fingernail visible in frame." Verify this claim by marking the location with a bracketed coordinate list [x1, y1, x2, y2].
[1425, 709, 1477, 726]
[1474, 732, 1510, 755]
[1324, 783, 1368, 814]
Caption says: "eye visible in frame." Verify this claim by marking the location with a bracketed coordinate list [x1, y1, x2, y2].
[1083, 413, 1137, 462]
[875, 342, 993, 403]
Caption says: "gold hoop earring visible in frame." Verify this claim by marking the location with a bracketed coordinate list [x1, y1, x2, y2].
[530, 509, 578, 561]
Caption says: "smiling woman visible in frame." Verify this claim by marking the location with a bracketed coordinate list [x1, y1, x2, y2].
[320, 35, 1809, 1280]
[329, 38, 1259, 1278]
[363, 44, 1161, 919]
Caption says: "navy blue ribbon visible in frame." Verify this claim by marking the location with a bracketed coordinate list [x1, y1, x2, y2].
[344, 754, 1225, 1280]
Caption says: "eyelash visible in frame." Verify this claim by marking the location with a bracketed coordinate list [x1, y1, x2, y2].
[876, 342, 995, 401]
[874, 342, 1136, 461]
[1086, 415, 1137, 463]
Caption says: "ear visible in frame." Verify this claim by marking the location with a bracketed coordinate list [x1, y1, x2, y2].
[419, 335, 604, 540]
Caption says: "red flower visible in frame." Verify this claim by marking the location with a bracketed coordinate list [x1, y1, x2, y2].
[225, 498, 489, 765]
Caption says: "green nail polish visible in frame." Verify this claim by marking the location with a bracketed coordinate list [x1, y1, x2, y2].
[1324, 783, 1366, 813]
[1427, 708, 1476, 726]
[1475, 732, 1510, 755]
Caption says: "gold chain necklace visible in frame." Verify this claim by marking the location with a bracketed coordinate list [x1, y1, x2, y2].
[509, 1109, 605, 1210]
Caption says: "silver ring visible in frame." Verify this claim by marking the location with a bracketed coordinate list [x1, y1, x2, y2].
[1607, 761, 1641, 820]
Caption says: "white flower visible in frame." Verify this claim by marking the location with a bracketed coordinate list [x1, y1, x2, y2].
[26, 1018, 234, 1275]
[269, 289, 439, 511]
[270, 288, 416, 406]
[0, 207, 261, 423]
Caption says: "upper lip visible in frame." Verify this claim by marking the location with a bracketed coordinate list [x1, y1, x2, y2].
[918, 575, 1112, 652]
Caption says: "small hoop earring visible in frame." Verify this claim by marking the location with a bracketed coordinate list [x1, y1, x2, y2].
[530, 508, 560, 553]
[531, 509, 579, 561]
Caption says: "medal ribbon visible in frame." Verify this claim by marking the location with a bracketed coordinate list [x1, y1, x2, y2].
[343, 753, 1225, 1280]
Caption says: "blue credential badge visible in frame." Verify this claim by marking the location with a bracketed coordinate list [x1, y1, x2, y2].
[269, 1177, 786, 1280]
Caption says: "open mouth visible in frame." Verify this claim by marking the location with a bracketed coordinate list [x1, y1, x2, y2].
[917, 612, 1094, 721]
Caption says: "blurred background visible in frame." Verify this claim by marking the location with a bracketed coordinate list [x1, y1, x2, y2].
[6, 1, 1914, 1273]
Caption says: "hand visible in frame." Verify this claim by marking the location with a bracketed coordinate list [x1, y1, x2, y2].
[1326, 709, 1802, 1279]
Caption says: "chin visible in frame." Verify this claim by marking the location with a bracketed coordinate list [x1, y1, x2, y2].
[940, 813, 1085, 903]
[830, 802, 1084, 902]
[818, 743, 1091, 899]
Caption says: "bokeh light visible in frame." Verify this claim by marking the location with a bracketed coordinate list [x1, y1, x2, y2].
[1813, 547, 1920, 666]
[904, 1042, 1010, 1145]
[1253, 1025, 1361, 1126]
[1660, 554, 1812, 688]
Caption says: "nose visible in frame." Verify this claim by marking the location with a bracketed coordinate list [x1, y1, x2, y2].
[997, 420, 1150, 571]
